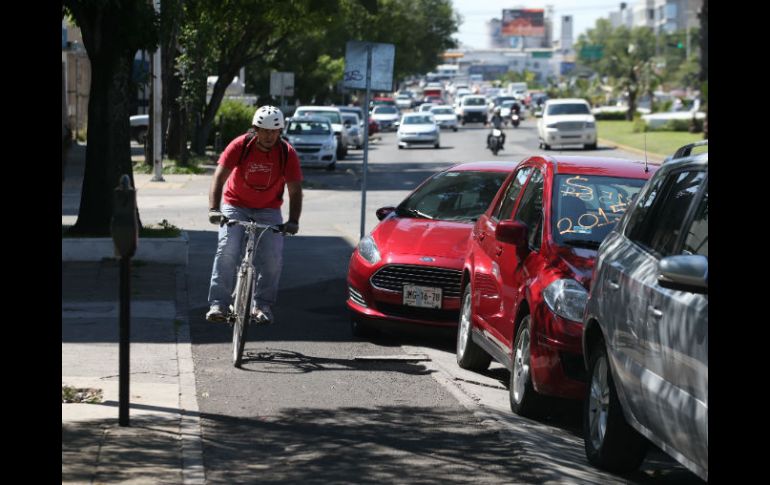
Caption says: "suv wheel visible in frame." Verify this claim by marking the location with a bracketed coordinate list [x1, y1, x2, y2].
[456, 285, 491, 371]
[584, 342, 648, 473]
[509, 315, 545, 417]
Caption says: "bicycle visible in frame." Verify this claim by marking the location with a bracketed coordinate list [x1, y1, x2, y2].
[219, 216, 288, 368]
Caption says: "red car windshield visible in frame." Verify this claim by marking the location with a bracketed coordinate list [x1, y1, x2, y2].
[397, 171, 508, 222]
[551, 175, 646, 247]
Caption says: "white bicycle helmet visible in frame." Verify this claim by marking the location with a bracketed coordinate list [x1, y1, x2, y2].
[252, 105, 284, 129]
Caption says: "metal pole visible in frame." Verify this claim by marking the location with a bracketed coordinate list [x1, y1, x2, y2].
[359, 45, 373, 240]
[118, 256, 131, 426]
[151, 0, 164, 181]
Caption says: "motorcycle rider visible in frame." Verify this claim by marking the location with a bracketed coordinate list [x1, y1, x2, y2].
[487, 106, 506, 149]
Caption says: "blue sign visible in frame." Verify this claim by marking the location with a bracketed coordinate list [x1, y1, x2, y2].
[62, 27, 67, 49]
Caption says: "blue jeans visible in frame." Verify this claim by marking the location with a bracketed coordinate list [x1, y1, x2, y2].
[208, 204, 284, 310]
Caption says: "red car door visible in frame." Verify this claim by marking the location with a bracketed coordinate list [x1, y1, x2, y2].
[472, 165, 534, 348]
[490, 168, 545, 349]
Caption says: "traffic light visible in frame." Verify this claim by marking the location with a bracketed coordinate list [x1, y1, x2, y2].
[677, 41, 684, 49]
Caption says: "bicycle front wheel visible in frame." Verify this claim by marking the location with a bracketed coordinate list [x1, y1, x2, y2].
[232, 267, 253, 368]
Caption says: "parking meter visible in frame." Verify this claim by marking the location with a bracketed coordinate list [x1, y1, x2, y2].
[111, 174, 138, 259]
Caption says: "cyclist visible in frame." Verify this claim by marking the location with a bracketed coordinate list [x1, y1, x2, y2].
[206, 105, 303, 324]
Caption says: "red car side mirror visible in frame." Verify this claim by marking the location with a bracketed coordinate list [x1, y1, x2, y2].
[495, 219, 528, 247]
[376, 206, 397, 221]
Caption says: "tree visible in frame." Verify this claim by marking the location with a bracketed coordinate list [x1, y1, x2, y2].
[63, 1, 159, 235]
[576, 22, 655, 120]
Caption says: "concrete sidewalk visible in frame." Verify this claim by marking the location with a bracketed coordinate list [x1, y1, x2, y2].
[62, 142, 203, 484]
[62, 261, 203, 484]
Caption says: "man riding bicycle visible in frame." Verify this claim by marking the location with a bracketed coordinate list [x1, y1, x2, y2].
[206, 106, 303, 324]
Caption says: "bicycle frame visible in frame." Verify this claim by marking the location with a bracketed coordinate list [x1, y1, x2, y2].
[222, 217, 284, 367]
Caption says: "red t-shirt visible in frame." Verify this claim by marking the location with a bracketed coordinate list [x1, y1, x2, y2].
[219, 134, 303, 209]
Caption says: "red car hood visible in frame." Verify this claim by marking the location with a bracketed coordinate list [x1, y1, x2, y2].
[375, 218, 472, 259]
[550, 245, 597, 288]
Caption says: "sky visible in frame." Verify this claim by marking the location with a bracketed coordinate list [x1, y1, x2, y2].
[450, 0, 622, 49]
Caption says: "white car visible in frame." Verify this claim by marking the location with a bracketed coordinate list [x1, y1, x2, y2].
[283, 116, 337, 171]
[397, 113, 440, 149]
[429, 105, 458, 131]
[130, 114, 149, 144]
[292, 106, 348, 160]
[370, 105, 400, 131]
[537, 98, 597, 150]
[395, 94, 414, 110]
[341, 112, 364, 149]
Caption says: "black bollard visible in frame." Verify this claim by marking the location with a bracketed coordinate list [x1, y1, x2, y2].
[111, 174, 138, 426]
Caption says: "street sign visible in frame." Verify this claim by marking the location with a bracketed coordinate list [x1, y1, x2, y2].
[343, 41, 395, 92]
[270, 71, 294, 97]
[580, 45, 603, 60]
[342, 41, 396, 240]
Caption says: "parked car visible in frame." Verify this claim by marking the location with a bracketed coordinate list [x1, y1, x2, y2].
[537, 98, 597, 150]
[581, 141, 708, 481]
[130, 114, 149, 144]
[283, 116, 337, 171]
[370, 105, 400, 132]
[347, 161, 518, 336]
[397, 113, 440, 149]
[341, 112, 364, 150]
[429, 105, 459, 132]
[292, 106, 348, 160]
[456, 155, 656, 418]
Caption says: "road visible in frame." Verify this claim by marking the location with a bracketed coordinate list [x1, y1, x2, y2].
[134, 117, 700, 483]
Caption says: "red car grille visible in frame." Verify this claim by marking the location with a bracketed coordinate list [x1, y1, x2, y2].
[370, 265, 462, 298]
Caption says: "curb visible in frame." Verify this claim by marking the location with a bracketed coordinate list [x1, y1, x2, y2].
[598, 138, 665, 163]
[62, 231, 190, 264]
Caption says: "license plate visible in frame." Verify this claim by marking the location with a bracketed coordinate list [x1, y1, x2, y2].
[403, 285, 442, 309]
[300, 155, 318, 161]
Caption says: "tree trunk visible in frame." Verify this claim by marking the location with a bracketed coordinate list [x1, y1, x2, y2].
[192, 70, 238, 155]
[71, 55, 137, 235]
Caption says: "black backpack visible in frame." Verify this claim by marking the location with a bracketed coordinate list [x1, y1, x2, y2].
[237, 127, 289, 174]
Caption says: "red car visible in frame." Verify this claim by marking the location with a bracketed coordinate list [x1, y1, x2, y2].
[347, 161, 518, 336]
[456, 155, 657, 417]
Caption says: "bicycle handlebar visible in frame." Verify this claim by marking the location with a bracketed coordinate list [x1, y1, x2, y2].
[220, 216, 288, 234]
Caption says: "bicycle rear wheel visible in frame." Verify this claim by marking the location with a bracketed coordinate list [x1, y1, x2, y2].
[232, 267, 253, 368]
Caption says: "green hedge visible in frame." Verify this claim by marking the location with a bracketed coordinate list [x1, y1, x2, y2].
[593, 111, 628, 121]
[213, 100, 254, 147]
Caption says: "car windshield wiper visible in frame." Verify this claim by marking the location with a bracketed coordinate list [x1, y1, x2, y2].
[561, 239, 601, 249]
[398, 207, 434, 219]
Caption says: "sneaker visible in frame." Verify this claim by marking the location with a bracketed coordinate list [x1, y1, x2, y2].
[250, 305, 273, 325]
[206, 305, 227, 323]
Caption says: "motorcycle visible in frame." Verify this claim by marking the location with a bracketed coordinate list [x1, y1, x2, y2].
[510, 112, 520, 128]
[487, 129, 503, 156]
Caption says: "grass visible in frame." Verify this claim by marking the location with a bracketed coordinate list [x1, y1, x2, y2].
[62, 385, 103, 404]
[597, 120, 704, 157]
[132, 154, 209, 175]
[62, 219, 182, 238]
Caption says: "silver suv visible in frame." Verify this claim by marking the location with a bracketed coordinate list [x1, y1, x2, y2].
[283, 116, 337, 171]
[581, 141, 708, 481]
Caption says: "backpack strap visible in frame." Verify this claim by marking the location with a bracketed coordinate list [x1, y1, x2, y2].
[237, 128, 287, 176]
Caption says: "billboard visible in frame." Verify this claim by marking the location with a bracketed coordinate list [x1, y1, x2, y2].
[501, 9, 545, 37]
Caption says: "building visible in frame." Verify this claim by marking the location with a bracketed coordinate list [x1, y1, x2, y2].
[62, 19, 91, 137]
